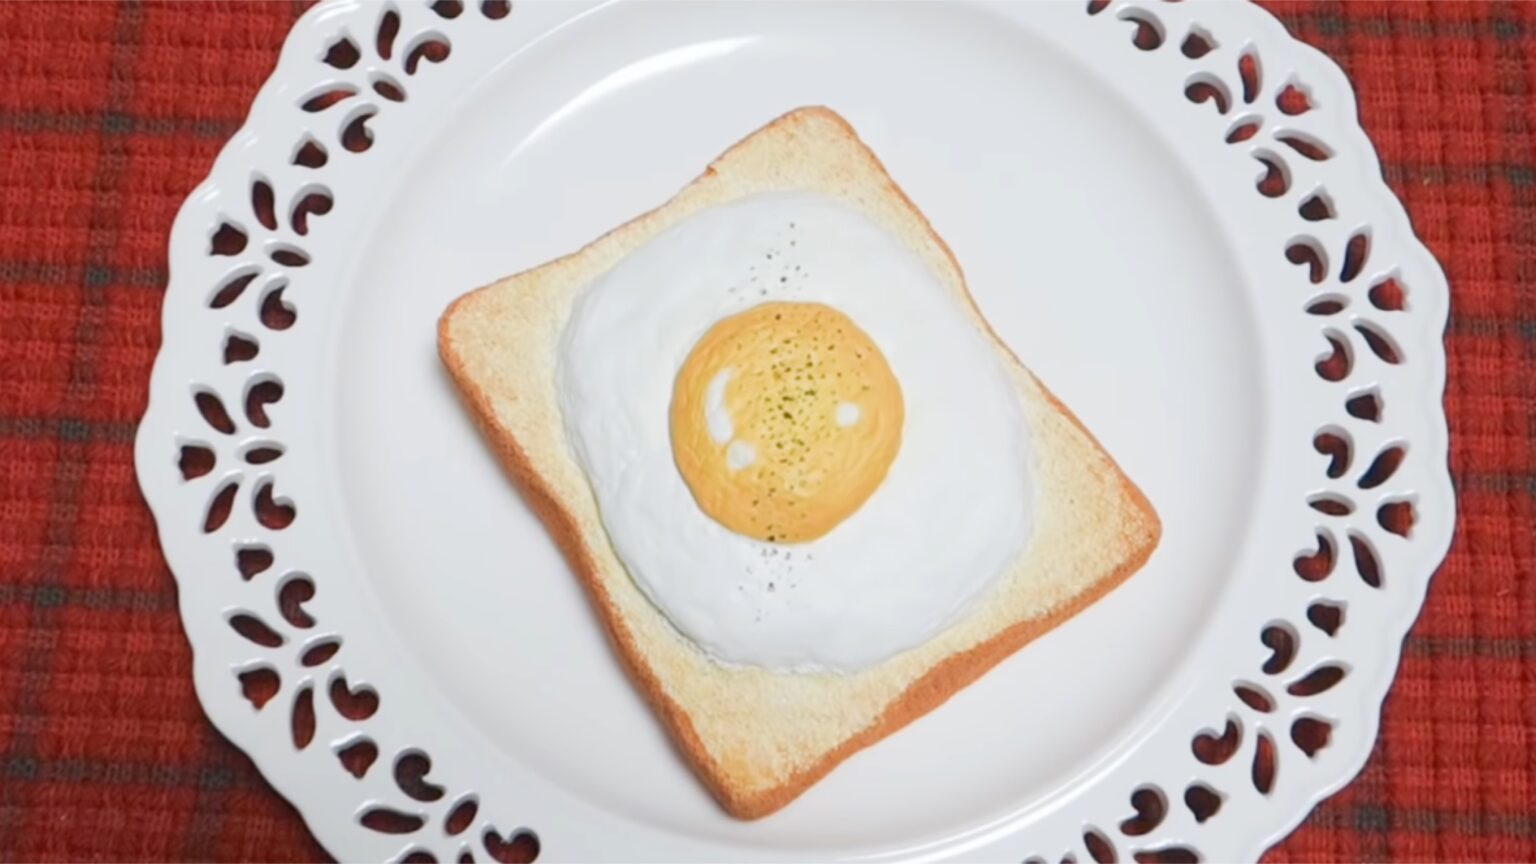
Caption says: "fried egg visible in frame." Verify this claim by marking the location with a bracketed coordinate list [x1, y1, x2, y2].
[558, 192, 1033, 672]
[670, 300, 904, 544]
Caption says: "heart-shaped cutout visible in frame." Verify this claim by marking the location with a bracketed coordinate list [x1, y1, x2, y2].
[1117, 786, 1166, 837]
[484, 827, 540, 863]
[336, 737, 378, 779]
[1191, 717, 1241, 766]
[238, 666, 280, 710]
[329, 675, 379, 720]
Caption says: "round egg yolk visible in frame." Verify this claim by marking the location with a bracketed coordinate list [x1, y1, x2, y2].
[670, 301, 903, 544]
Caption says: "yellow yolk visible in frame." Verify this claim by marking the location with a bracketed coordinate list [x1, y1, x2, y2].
[670, 301, 903, 543]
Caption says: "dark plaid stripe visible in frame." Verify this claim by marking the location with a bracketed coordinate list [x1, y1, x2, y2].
[0, 261, 166, 288]
[0, 111, 240, 138]
[0, 1, 146, 857]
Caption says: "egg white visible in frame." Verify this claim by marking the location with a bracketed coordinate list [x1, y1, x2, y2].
[557, 192, 1034, 672]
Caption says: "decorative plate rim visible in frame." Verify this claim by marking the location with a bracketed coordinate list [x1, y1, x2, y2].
[135, 1, 1455, 861]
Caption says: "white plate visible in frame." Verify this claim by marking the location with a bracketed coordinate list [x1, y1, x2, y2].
[137, 1, 1453, 861]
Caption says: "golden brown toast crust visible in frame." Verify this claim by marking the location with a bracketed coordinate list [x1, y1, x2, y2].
[438, 107, 1160, 819]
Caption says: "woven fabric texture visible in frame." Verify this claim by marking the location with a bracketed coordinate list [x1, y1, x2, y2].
[0, 2, 1530, 861]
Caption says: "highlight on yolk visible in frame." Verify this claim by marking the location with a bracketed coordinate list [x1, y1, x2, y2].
[670, 301, 903, 543]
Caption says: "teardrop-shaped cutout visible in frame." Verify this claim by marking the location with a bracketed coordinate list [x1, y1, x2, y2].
[302, 637, 342, 667]
[1251, 732, 1276, 794]
[372, 74, 407, 102]
[1308, 493, 1354, 517]
[209, 269, 258, 308]
[1355, 320, 1401, 364]
[1341, 231, 1370, 282]
[1132, 848, 1199, 864]
[251, 179, 277, 231]
[195, 390, 236, 435]
[243, 444, 283, 465]
[360, 807, 424, 834]
[377, 8, 401, 60]
[1233, 681, 1275, 712]
[1279, 132, 1333, 162]
[481, 0, 510, 19]
[300, 86, 357, 113]
[1306, 293, 1348, 316]
[1084, 827, 1117, 863]
[1238, 51, 1260, 104]
[269, 244, 310, 267]
[229, 612, 284, 647]
[1287, 663, 1347, 696]
[431, 0, 464, 18]
[1350, 532, 1383, 587]
[291, 686, 315, 749]
[1358, 445, 1405, 489]
[1226, 117, 1260, 144]
[445, 796, 479, 836]
[203, 480, 239, 533]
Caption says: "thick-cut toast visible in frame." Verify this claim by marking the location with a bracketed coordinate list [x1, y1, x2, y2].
[438, 106, 1160, 819]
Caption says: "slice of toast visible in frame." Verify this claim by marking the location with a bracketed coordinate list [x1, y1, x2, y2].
[438, 106, 1160, 819]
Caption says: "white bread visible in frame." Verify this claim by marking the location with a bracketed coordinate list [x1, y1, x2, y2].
[437, 107, 1160, 819]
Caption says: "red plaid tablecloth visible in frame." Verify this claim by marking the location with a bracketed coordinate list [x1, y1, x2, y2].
[0, 1, 1530, 861]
